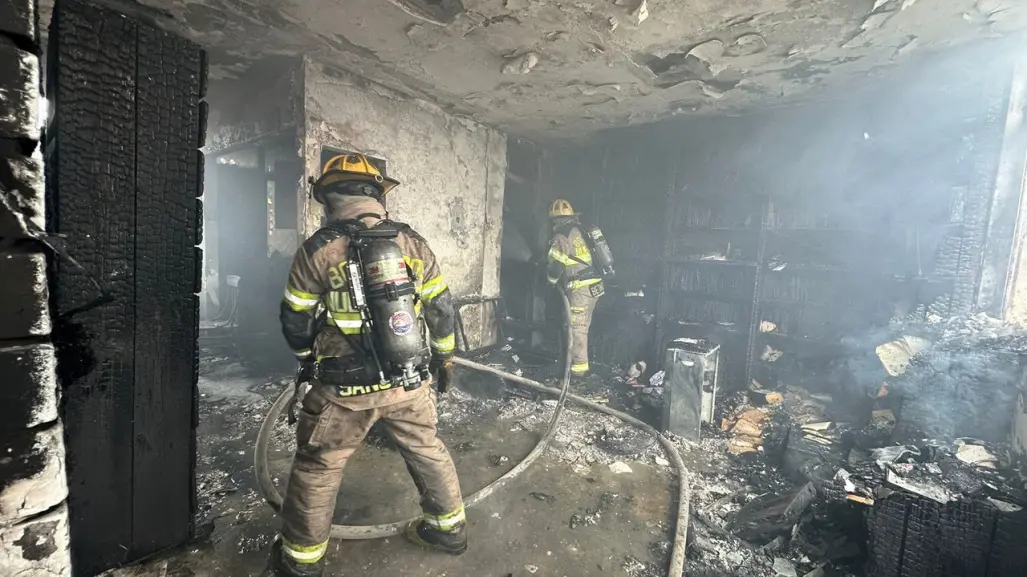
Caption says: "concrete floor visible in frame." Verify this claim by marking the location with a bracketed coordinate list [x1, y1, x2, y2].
[105, 360, 677, 577]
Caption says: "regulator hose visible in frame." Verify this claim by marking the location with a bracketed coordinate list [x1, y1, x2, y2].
[253, 291, 691, 576]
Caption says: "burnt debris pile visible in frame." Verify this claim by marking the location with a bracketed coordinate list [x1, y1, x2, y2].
[685, 312, 1027, 577]
[887, 313, 1027, 444]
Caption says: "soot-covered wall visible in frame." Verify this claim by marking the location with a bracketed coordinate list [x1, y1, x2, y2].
[302, 58, 507, 350]
[0, 0, 72, 573]
[544, 39, 1015, 388]
[204, 56, 302, 156]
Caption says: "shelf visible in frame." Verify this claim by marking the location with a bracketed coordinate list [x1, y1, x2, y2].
[669, 257, 758, 267]
[670, 289, 753, 303]
[672, 227, 762, 234]
[758, 332, 843, 346]
[762, 266, 960, 283]
[759, 299, 884, 313]
[766, 228, 873, 234]
[891, 275, 957, 285]
[672, 321, 746, 335]
[765, 263, 854, 273]
[620, 255, 666, 263]
[622, 255, 757, 267]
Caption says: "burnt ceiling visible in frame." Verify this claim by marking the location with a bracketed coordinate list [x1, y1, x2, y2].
[40, 0, 1027, 137]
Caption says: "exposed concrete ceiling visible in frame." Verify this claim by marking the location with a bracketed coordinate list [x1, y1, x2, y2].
[43, 0, 1027, 137]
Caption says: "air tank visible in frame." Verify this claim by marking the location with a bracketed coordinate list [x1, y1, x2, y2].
[359, 238, 428, 383]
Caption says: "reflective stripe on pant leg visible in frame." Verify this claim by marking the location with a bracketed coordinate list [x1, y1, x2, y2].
[423, 505, 467, 532]
[571, 362, 590, 374]
[379, 388, 464, 527]
[280, 537, 329, 564]
[431, 333, 455, 354]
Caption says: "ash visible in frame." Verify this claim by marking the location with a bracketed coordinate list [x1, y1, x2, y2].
[441, 346, 665, 473]
[193, 357, 295, 544]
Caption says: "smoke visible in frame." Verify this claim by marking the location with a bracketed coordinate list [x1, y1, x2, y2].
[742, 40, 1024, 442]
[502, 223, 533, 263]
[837, 313, 1025, 444]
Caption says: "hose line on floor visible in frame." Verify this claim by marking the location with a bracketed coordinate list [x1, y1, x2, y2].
[450, 356, 690, 577]
[253, 291, 690, 576]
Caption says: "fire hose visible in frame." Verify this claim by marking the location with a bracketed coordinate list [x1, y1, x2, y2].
[253, 292, 690, 576]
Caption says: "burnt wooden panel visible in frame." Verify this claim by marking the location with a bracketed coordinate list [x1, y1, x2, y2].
[49, 3, 138, 572]
[867, 494, 1027, 577]
[48, 0, 204, 573]
[988, 509, 1027, 576]
[131, 23, 204, 557]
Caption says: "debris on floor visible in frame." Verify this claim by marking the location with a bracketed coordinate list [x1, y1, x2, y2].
[138, 312, 1027, 577]
[609, 461, 633, 474]
[681, 310, 1027, 577]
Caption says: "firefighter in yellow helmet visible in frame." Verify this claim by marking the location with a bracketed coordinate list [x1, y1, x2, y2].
[546, 199, 605, 380]
[270, 153, 466, 577]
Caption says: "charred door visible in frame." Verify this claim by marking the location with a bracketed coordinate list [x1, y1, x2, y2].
[46, 0, 206, 574]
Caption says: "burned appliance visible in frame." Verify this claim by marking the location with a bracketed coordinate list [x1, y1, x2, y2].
[661, 338, 720, 441]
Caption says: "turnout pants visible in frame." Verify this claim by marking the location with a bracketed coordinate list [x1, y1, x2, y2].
[279, 384, 465, 565]
[568, 288, 600, 375]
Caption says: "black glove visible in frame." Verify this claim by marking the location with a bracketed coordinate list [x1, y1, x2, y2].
[429, 355, 454, 394]
[289, 360, 315, 426]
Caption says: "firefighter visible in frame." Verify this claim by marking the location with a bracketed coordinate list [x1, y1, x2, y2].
[546, 199, 604, 380]
[271, 153, 466, 577]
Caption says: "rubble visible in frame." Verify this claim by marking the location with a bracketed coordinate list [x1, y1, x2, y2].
[630, 0, 649, 24]
[955, 441, 999, 468]
[720, 405, 772, 455]
[761, 345, 784, 363]
[193, 313, 1027, 577]
[727, 483, 817, 542]
[609, 461, 633, 474]
[773, 557, 798, 577]
[884, 312, 1024, 443]
[875, 335, 932, 376]
[623, 555, 661, 577]
[680, 309, 1027, 577]
[569, 492, 622, 529]
[748, 381, 784, 406]
[500, 51, 540, 75]
[626, 361, 646, 386]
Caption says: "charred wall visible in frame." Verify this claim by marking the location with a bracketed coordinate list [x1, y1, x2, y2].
[543, 38, 1015, 389]
[0, 0, 72, 573]
[302, 58, 507, 351]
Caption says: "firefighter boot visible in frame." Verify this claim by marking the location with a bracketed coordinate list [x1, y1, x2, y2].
[406, 520, 468, 555]
[269, 539, 325, 577]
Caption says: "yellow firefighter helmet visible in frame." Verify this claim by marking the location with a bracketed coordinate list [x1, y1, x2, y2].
[313, 153, 400, 203]
[549, 199, 575, 218]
